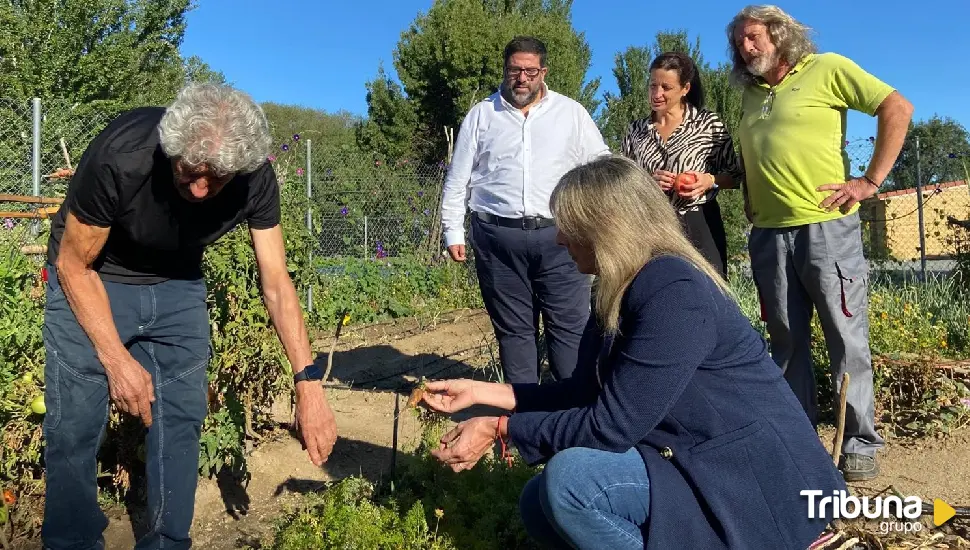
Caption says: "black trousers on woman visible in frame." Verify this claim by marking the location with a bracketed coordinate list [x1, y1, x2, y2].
[678, 199, 728, 279]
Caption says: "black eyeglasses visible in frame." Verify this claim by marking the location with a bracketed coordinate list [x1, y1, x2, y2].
[506, 67, 542, 78]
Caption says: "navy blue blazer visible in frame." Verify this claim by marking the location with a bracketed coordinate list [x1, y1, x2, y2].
[506, 255, 847, 550]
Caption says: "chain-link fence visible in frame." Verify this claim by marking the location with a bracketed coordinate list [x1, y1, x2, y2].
[846, 137, 970, 278]
[0, 99, 115, 272]
[4, 98, 968, 278]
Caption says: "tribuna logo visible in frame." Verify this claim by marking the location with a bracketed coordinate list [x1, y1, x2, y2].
[802, 490, 922, 520]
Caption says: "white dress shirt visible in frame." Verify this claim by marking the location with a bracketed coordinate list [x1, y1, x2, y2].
[440, 85, 611, 247]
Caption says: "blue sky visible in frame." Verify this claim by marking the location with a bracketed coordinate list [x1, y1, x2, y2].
[181, 0, 969, 142]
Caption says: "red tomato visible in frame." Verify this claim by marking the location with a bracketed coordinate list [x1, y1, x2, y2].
[675, 172, 697, 194]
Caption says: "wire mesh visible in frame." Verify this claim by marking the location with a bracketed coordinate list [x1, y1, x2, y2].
[847, 138, 969, 273]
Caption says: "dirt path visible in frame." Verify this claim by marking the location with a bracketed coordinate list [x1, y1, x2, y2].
[14, 308, 970, 549]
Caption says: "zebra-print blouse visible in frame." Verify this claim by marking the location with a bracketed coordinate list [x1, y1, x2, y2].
[620, 103, 744, 213]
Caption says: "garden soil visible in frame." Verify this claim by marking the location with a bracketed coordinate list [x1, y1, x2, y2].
[13, 308, 970, 549]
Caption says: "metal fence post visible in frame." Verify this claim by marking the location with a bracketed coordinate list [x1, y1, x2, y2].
[31, 98, 42, 235]
[915, 135, 926, 282]
[305, 138, 313, 312]
[363, 215, 368, 258]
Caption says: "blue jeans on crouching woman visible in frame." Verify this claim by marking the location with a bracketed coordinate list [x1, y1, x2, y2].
[519, 447, 651, 549]
[41, 264, 210, 550]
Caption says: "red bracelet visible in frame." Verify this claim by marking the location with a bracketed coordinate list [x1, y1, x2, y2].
[496, 416, 514, 467]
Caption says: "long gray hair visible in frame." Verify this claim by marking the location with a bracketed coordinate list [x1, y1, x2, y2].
[158, 83, 273, 176]
[726, 5, 817, 87]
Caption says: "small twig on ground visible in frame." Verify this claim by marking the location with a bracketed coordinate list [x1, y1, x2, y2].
[833, 372, 850, 466]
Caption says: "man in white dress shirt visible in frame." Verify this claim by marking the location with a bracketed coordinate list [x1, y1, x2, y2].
[439, 36, 610, 384]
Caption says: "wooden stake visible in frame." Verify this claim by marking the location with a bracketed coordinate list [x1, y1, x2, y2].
[322, 309, 350, 384]
[833, 372, 850, 466]
[60, 137, 73, 170]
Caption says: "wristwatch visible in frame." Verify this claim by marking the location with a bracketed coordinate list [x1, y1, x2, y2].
[293, 364, 324, 384]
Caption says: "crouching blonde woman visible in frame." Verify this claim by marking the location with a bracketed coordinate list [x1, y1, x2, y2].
[418, 155, 847, 550]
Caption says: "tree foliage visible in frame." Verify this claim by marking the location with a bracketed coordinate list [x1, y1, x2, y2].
[356, 64, 421, 162]
[0, 0, 223, 111]
[363, 0, 601, 162]
[889, 116, 970, 191]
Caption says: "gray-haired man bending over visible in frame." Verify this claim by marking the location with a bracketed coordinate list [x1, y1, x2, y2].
[41, 83, 337, 550]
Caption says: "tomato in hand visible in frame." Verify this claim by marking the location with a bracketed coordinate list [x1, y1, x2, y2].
[674, 172, 697, 195]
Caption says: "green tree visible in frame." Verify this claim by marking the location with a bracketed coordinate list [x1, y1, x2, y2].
[355, 64, 421, 162]
[0, 0, 218, 110]
[367, 0, 601, 162]
[598, 46, 652, 151]
[888, 116, 970, 191]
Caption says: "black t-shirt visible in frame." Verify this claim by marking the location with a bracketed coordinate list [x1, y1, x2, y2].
[46, 107, 281, 284]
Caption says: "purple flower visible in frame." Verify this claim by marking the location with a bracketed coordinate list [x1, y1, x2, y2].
[423, 208, 430, 216]
[281, 144, 289, 152]
[326, 169, 333, 177]
[417, 190, 424, 197]
[293, 134, 300, 141]
[267, 155, 276, 162]
[961, 398, 970, 408]
[296, 168, 304, 176]
[340, 206, 348, 216]
[3, 218, 13, 229]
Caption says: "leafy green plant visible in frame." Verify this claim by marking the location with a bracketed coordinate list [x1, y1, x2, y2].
[270, 476, 454, 550]
[267, 407, 542, 550]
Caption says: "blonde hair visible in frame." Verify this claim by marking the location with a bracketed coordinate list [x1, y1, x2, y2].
[550, 155, 733, 335]
[726, 4, 817, 87]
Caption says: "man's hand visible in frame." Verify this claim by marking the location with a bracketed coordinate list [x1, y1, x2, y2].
[251, 225, 337, 465]
[652, 169, 676, 191]
[58, 212, 154, 425]
[817, 177, 879, 212]
[447, 244, 466, 262]
[293, 382, 337, 466]
[105, 357, 155, 427]
[431, 416, 499, 472]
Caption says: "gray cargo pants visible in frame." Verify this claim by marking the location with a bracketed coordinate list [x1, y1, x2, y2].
[748, 211, 883, 457]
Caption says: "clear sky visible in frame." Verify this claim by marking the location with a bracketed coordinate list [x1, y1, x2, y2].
[181, 0, 969, 142]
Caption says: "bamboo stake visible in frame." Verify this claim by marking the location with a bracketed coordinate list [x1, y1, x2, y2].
[60, 137, 73, 170]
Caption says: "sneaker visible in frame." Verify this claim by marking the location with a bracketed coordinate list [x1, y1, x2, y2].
[839, 453, 879, 482]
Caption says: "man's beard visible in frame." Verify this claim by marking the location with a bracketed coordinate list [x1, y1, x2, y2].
[747, 50, 780, 77]
[501, 83, 539, 108]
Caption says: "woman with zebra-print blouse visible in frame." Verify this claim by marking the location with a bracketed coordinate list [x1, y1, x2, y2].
[621, 52, 744, 277]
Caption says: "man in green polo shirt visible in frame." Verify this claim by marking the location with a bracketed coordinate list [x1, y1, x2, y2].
[728, 5, 913, 482]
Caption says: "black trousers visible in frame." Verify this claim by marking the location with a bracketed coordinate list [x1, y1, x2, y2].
[679, 199, 728, 279]
[469, 214, 591, 384]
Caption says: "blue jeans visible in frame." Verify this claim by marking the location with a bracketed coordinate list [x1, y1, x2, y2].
[519, 447, 651, 549]
[41, 264, 210, 550]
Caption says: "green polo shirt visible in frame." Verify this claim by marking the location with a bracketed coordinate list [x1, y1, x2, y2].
[738, 53, 895, 228]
